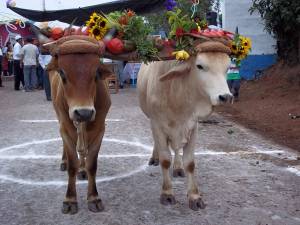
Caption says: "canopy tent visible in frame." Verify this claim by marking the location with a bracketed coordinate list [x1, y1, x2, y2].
[7, 0, 165, 25]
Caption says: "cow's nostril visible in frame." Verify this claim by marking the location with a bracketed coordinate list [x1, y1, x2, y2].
[218, 94, 233, 103]
[74, 109, 94, 122]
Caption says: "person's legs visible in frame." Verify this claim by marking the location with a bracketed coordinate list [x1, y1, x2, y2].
[13, 60, 21, 90]
[31, 65, 38, 89]
[37, 65, 43, 88]
[232, 79, 241, 99]
[227, 80, 233, 93]
[23, 66, 31, 91]
[43, 70, 51, 100]
[8, 61, 13, 76]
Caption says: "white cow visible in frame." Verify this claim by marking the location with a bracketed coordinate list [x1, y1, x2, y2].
[137, 41, 233, 210]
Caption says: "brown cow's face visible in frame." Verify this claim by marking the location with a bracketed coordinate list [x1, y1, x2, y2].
[57, 54, 101, 122]
[194, 52, 232, 105]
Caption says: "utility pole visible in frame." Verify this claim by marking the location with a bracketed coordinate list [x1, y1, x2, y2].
[42, 0, 46, 11]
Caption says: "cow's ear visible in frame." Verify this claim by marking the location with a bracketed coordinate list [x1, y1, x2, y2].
[96, 63, 114, 80]
[159, 63, 191, 82]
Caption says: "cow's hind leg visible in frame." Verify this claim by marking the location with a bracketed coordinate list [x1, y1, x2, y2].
[86, 136, 104, 213]
[152, 123, 176, 205]
[173, 148, 185, 177]
[60, 144, 67, 171]
[183, 126, 205, 210]
[149, 141, 159, 166]
[61, 142, 79, 214]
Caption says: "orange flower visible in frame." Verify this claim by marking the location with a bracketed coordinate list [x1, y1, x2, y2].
[127, 10, 135, 17]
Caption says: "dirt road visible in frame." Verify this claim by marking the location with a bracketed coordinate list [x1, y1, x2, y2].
[0, 82, 299, 225]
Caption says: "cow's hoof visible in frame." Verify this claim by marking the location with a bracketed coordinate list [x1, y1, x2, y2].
[148, 158, 159, 166]
[62, 201, 78, 214]
[60, 162, 67, 171]
[189, 198, 206, 211]
[160, 194, 176, 205]
[173, 168, 185, 177]
[88, 199, 104, 213]
[77, 170, 88, 180]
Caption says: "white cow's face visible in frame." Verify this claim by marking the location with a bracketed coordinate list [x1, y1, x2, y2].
[194, 52, 232, 105]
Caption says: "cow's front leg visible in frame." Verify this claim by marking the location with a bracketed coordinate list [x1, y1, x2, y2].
[173, 148, 185, 177]
[62, 143, 79, 214]
[183, 125, 206, 210]
[86, 135, 104, 213]
[152, 123, 176, 205]
[60, 143, 67, 171]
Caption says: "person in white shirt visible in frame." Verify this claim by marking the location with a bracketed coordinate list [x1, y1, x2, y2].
[13, 35, 24, 90]
[20, 36, 39, 92]
[38, 47, 52, 100]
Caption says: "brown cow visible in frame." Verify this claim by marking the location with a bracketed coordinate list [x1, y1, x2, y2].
[137, 42, 232, 210]
[46, 36, 112, 214]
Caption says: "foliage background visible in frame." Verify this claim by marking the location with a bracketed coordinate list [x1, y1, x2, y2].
[249, 0, 300, 65]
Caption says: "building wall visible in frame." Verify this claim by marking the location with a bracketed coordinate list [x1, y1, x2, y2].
[223, 0, 277, 79]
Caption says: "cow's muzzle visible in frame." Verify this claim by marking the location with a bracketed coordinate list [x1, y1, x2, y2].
[218, 94, 233, 104]
[73, 109, 95, 122]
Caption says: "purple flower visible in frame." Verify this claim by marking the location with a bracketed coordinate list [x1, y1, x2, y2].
[165, 0, 177, 11]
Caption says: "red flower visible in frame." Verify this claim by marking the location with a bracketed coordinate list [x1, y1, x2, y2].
[190, 28, 199, 34]
[175, 28, 185, 38]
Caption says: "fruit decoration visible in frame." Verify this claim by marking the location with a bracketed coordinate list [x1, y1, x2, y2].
[106, 38, 124, 54]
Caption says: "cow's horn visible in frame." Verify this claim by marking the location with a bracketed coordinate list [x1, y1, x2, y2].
[29, 23, 51, 44]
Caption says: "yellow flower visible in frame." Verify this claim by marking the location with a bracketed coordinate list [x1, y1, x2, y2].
[86, 12, 109, 40]
[90, 12, 100, 22]
[86, 20, 96, 28]
[172, 50, 190, 61]
[231, 43, 239, 55]
[90, 25, 107, 40]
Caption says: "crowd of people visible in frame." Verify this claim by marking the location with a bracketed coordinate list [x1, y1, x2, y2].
[0, 35, 52, 101]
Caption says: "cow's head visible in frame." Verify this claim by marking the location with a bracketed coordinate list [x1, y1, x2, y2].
[47, 36, 112, 122]
[160, 41, 232, 105]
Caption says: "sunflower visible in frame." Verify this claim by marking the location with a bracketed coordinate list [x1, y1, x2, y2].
[231, 43, 239, 55]
[90, 25, 108, 40]
[231, 34, 252, 61]
[90, 12, 101, 22]
[86, 20, 96, 28]
[86, 13, 109, 40]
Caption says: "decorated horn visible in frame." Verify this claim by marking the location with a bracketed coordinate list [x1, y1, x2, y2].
[29, 23, 51, 44]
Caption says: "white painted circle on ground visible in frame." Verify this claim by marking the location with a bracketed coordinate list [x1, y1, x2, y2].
[0, 138, 152, 186]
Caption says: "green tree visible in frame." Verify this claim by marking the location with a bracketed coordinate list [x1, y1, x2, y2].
[249, 0, 300, 64]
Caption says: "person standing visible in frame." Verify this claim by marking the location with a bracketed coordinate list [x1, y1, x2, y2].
[20, 37, 39, 92]
[227, 58, 241, 101]
[0, 46, 3, 87]
[3, 42, 13, 76]
[38, 47, 52, 100]
[13, 35, 25, 90]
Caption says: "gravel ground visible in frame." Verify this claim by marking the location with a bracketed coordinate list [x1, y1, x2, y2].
[0, 81, 300, 225]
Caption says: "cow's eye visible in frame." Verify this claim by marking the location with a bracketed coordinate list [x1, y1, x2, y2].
[197, 65, 204, 70]
[59, 69, 67, 84]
